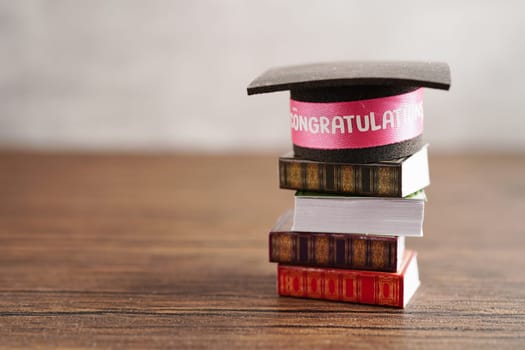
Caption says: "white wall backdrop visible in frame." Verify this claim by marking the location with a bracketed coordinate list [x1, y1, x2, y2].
[1, 1, 524, 152]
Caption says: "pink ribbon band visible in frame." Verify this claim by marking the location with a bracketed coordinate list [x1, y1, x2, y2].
[290, 88, 424, 149]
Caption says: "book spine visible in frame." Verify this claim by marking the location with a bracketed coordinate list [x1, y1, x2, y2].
[279, 158, 401, 197]
[277, 264, 403, 308]
[269, 232, 399, 272]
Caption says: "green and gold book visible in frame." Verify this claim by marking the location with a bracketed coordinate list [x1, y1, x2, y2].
[279, 145, 429, 197]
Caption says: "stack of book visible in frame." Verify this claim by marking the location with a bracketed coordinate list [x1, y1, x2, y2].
[271, 147, 427, 307]
[248, 61, 450, 308]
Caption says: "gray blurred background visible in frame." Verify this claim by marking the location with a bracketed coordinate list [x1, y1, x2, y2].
[1, 1, 524, 152]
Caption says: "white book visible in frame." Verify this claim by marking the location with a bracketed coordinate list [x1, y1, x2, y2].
[292, 191, 425, 237]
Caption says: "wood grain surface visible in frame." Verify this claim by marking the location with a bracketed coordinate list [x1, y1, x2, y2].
[0, 152, 523, 349]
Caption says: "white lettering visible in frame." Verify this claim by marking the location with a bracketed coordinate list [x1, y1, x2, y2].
[343, 115, 355, 133]
[320, 116, 330, 134]
[393, 109, 401, 128]
[383, 110, 395, 129]
[291, 101, 422, 135]
[299, 115, 308, 131]
[290, 113, 298, 130]
[308, 117, 319, 134]
[332, 116, 345, 134]
[356, 115, 370, 132]
[369, 112, 381, 131]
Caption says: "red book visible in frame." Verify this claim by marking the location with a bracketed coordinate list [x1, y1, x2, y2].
[277, 250, 419, 308]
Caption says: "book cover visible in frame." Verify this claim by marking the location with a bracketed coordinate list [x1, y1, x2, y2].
[279, 145, 429, 197]
[277, 250, 420, 308]
[269, 211, 404, 272]
[292, 191, 426, 237]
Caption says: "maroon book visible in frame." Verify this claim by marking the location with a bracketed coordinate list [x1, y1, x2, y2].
[270, 210, 404, 272]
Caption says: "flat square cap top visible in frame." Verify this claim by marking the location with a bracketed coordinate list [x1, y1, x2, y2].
[247, 61, 450, 95]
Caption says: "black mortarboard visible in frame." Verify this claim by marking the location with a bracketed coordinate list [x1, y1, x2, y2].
[247, 61, 450, 163]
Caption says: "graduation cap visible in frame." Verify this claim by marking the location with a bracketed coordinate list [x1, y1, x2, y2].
[247, 61, 450, 163]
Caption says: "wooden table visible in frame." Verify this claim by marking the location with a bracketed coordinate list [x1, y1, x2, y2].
[0, 152, 523, 349]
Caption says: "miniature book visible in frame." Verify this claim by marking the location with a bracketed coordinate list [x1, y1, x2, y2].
[278, 250, 419, 308]
[279, 145, 429, 197]
[292, 191, 426, 237]
[270, 211, 404, 272]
